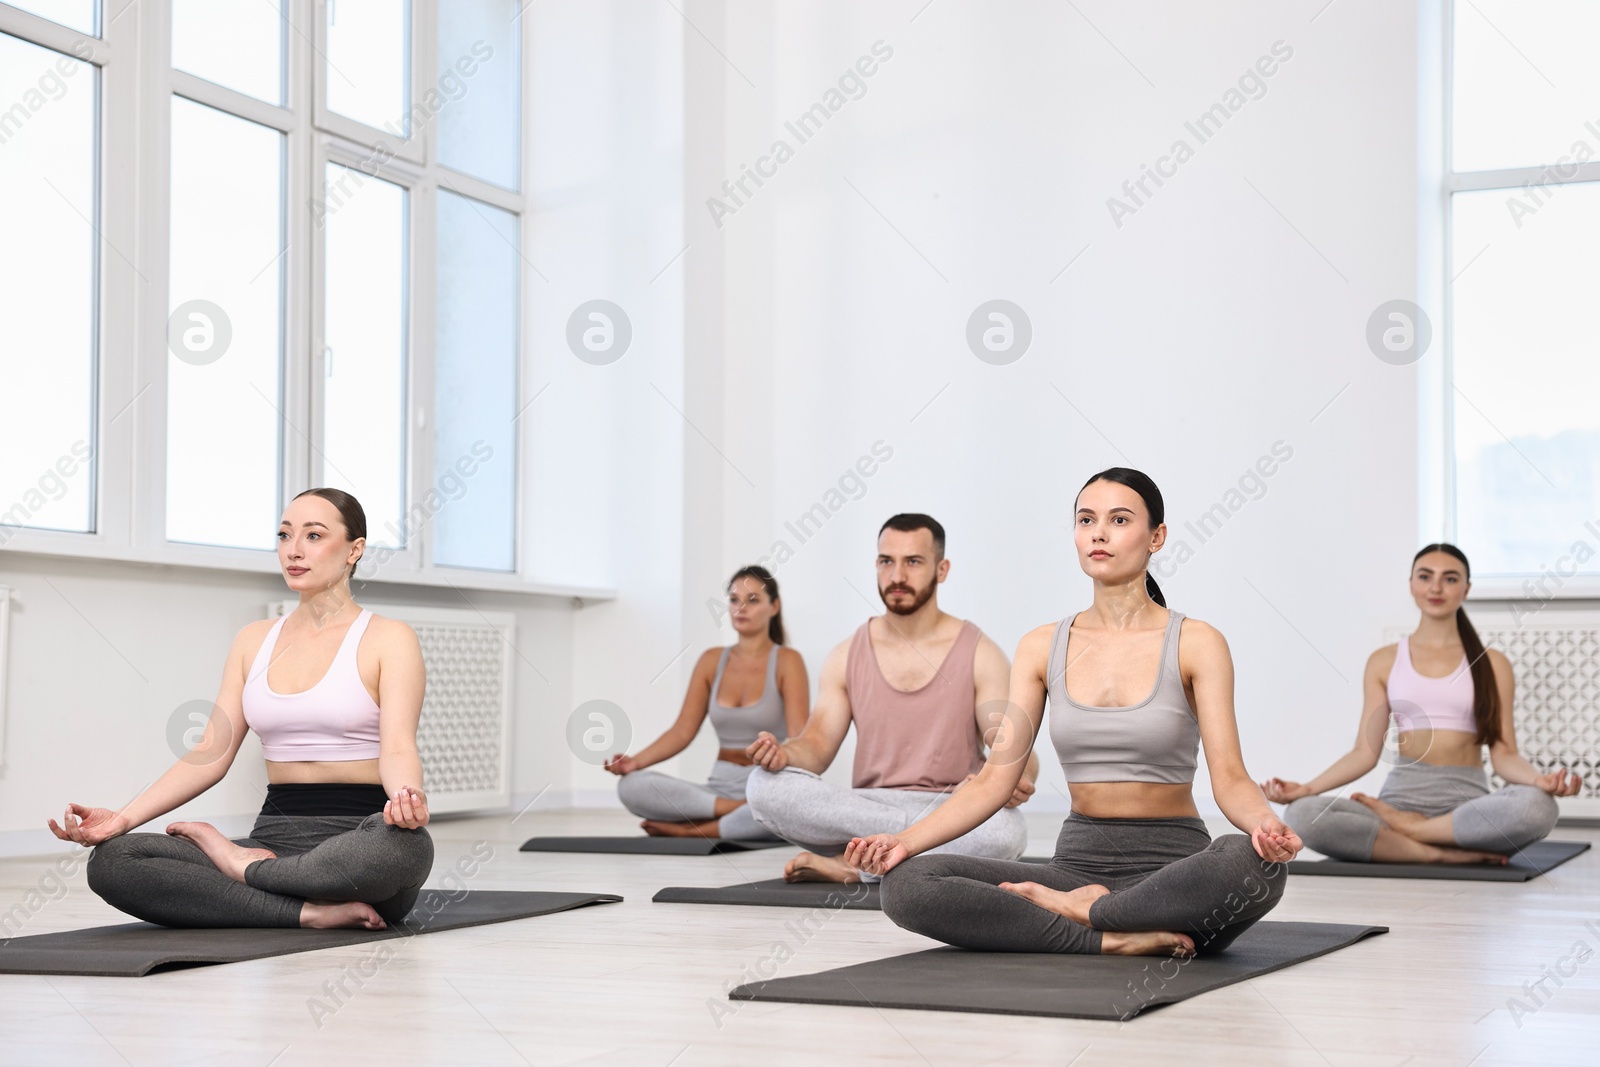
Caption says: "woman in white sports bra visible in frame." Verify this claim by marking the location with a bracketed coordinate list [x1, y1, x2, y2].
[605, 566, 808, 839]
[1264, 543, 1578, 864]
[51, 489, 434, 931]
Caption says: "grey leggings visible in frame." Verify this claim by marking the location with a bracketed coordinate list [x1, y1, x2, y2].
[617, 760, 776, 840]
[87, 813, 434, 928]
[879, 813, 1285, 955]
[744, 767, 1027, 876]
[1283, 761, 1559, 861]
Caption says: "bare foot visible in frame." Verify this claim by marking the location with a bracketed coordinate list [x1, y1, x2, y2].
[300, 901, 387, 930]
[1419, 843, 1509, 865]
[166, 821, 276, 883]
[783, 851, 861, 884]
[1101, 930, 1196, 957]
[997, 881, 1109, 925]
[1351, 793, 1426, 834]
[640, 819, 722, 839]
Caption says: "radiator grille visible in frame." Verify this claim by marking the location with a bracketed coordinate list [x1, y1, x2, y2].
[271, 601, 513, 813]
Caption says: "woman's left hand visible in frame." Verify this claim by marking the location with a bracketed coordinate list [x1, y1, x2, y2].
[385, 786, 430, 829]
[1251, 815, 1301, 863]
[1535, 768, 1583, 797]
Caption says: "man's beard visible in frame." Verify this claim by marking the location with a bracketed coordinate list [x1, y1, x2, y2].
[879, 580, 935, 616]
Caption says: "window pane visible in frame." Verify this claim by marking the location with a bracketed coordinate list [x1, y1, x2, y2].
[326, 0, 409, 134]
[437, 0, 519, 189]
[167, 97, 284, 550]
[5, 1, 96, 35]
[172, 0, 285, 105]
[0, 32, 96, 538]
[1451, 185, 1600, 576]
[434, 190, 517, 571]
[322, 163, 407, 548]
[1452, 0, 1600, 171]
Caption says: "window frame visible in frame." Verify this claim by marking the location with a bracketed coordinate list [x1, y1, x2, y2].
[1434, 0, 1600, 598]
[0, 0, 600, 599]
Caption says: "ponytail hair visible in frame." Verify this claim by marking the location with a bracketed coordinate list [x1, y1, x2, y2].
[1412, 543, 1500, 747]
[727, 565, 785, 645]
[1078, 467, 1166, 608]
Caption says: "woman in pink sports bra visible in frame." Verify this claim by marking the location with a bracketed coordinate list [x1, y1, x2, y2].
[1264, 543, 1580, 864]
[50, 489, 434, 930]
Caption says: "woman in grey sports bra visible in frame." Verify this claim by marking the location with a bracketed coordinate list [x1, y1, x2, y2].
[846, 468, 1301, 960]
[605, 566, 809, 839]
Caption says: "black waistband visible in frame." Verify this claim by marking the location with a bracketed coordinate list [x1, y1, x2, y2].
[260, 783, 388, 818]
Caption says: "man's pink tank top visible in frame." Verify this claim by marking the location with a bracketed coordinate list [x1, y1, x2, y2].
[847, 618, 985, 792]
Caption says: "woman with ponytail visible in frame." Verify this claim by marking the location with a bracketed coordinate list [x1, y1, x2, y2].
[1265, 545, 1577, 864]
[846, 469, 1298, 958]
[605, 566, 809, 839]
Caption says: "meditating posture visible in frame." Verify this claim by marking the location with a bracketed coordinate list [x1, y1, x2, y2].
[847, 472, 1298, 957]
[744, 514, 1038, 884]
[1265, 543, 1577, 864]
[50, 488, 434, 930]
[605, 566, 807, 839]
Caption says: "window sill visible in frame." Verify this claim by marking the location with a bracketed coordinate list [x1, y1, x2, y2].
[1466, 577, 1600, 603]
[0, 534, 616, 603]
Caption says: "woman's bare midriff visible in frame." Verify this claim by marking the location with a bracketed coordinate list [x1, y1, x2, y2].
[1068, 781, 1200, 820]
[266, 758, 383, 785]
[1395, 730, 1483, 767]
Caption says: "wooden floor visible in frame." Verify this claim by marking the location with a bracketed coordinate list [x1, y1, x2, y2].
[3, 809, 1599, 1066]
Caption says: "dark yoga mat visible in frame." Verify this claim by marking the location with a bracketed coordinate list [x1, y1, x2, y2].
[519, 836, 787, 855]
[654, 878, 881, 910]
[730, 921, 1387, 1020]
[1288, 839, 1589, 882]
[653, 858, 1052, 910]
[0, 890, 621, 977]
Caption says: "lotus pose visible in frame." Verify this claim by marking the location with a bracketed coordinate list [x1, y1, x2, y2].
[605, 566, 808, 839]
[50, 489, 434, 930]
[1264, 543, 1577, 864]
[743, 514, 1038, 884]
[847, 470, 1298, 957]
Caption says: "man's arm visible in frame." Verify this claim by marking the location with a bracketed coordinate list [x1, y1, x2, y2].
[972, 632, 1038, 806]
[747, 638, 853, 773]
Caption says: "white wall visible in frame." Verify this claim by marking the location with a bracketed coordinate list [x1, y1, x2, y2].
[693, 0, 1434, 811]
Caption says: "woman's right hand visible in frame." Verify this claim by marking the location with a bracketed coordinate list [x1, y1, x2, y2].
[1260, 778, 1309, 804]
[48, 804, 130, 847]
[746, 731, 788, 771]
[604, 754, 638, 776]
[844, 833, 910, 876]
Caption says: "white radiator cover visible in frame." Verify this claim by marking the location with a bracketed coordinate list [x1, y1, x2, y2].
[1384, 611, 1600, 816]
[270, 601, 514, 814]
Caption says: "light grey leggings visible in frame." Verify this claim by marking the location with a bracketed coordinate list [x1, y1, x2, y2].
[743, 767, 1027, 877]
[87, 813, 435, 928]
[880, 813, 1285, 956]
[617, 760, 776, 840]
[1283, 760, 1560, 861]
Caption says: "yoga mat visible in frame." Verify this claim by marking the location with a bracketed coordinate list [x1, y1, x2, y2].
[0, 890, 621, 977]
[1557, 816, 1600, 829]
[1288, 839, 1589, 882]
[519, 836, 786, 855]
[730, 921, 1388, 1020]
[653, 859, 1051, 909]
[654, 878, 881, 910]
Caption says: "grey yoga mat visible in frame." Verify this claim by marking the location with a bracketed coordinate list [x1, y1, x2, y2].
[1288, 839, 1589, 882]
[730, 921, 1388, 1020]
[519, 836, 786, 855]
[0, 890, 622, 977]
[652, 858, 1053, 909]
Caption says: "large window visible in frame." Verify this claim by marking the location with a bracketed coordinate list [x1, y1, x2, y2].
[1447, 1, 1600, 580]
[0, 0, 526, 583]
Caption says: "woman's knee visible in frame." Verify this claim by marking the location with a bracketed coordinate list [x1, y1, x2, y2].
[85, 834, 148, 899]
[616, 770, 651, 810]
[1281, 796, 1328, 840]
[1214, 833, 1286, 907]
[879, 853, 968, 926]
[1519, 786, 1560, 838]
